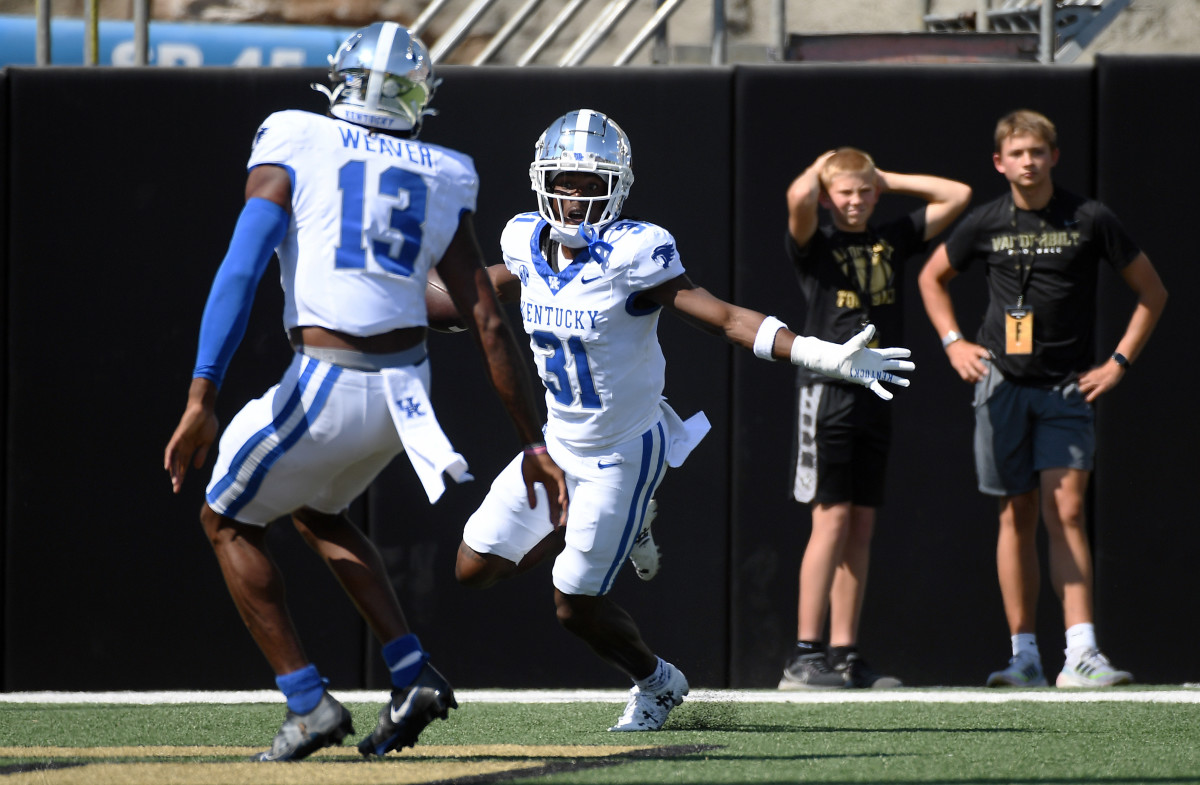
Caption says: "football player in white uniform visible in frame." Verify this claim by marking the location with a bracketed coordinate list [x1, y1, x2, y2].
[439, 110, 914, 731]
[163, 23, 566, 761]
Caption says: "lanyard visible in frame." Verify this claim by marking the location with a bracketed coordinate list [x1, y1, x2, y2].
[1009, 202, 1048, 308]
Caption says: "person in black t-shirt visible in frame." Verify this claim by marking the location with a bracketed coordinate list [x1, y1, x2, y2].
[778, 148, 971, 690]
[918, 109, 1167, 689]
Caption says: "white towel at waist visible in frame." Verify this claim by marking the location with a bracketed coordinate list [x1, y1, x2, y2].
[381, 366, 473, 503]
[658, 400, 711, 468]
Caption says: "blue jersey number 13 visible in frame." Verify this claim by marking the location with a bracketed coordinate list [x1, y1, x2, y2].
[335, 160, 428, 277]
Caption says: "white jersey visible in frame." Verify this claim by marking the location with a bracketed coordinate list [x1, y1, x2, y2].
[248, 110, 478, 335]
[501, 213, 685, 451]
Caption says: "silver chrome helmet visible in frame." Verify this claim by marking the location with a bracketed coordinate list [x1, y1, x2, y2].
[318, 22, 439, 135]
[530, 109, 634, 234]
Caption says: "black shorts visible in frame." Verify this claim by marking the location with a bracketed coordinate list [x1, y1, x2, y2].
[790, 381, 892, 507]
[973, 359, 1094, 496]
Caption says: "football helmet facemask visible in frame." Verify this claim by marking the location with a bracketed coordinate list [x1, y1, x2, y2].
[315, 22, 439, 136]
[530, 109, 634, 235]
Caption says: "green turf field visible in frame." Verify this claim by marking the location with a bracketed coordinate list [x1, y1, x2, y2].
[3, 689, 1199, 783]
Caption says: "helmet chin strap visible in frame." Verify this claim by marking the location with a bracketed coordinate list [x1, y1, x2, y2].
[550, 222, 614, 267]
[550, 224, 589, 249]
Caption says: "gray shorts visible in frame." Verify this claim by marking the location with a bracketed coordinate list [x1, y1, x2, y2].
[973, 359, 1094, 497]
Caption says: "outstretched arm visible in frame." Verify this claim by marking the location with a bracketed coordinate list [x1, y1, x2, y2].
[434, 216, 568, 526]
[874, 169, 972, 240]
[644, 275, 914, 400]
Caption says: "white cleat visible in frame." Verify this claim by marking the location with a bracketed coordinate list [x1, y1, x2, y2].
[628, 499, 661, 581]
[608, 662, 688, 731]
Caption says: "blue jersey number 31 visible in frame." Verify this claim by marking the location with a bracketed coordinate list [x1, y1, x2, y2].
[532, 331, 601, 409]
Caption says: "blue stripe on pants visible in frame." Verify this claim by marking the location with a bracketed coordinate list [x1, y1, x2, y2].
[207, 358, 342, 518]
[599, 421, 666, 594]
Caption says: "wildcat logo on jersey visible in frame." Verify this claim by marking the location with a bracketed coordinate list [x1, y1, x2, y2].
[652, 243, 676, 269]
[253, 125, 269, 150]
[397, 397, 425, 418]
[518, 266, 530, 287]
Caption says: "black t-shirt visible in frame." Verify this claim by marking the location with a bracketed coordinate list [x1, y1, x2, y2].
[787, 210, 927, 385]
[944, 187, 1141, 386]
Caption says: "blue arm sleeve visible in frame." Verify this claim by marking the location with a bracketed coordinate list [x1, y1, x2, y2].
[192, 197, 289, 387]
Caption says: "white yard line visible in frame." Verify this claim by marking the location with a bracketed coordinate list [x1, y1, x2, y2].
[2, 687, 1199, 704]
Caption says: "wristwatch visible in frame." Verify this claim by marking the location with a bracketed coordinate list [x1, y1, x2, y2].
[1111, 351, 1131, 370]
[941, 330, 963, 349]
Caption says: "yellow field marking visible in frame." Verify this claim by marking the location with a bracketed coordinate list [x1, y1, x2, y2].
[0, 744, 653, 759]
[3, 760, 535, 785]
[0, 744, 667, 784]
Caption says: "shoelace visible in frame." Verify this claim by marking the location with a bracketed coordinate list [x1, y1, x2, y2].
[804, 655, 836, 675]
[1074, 651, 1112, 676]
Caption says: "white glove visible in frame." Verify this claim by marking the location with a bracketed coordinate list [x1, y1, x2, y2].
[789, 324, 915, 401]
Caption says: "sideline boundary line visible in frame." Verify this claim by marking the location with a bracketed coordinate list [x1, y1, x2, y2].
[3, 687, 1198, 705]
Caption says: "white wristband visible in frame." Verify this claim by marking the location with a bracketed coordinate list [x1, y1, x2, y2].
[941, 330, 963, 349]
[753, 316, 788, 360]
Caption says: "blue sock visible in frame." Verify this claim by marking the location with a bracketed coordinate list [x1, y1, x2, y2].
[276, 664, 326, 715]
[383, 634, 429, 689]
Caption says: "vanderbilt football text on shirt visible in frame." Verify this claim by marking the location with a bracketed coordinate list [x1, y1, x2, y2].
[787, 210, 927, 386]
[944, 188, 1141, 386]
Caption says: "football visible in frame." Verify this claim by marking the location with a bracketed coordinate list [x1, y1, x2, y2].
[425, 275, 466, 333]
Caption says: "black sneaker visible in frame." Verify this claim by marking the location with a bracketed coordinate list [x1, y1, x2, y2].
[836, 652, 902, 688]
[777, 651, 845, 690]
[253, 691, 354, 761]
[358, 662, 458, 756]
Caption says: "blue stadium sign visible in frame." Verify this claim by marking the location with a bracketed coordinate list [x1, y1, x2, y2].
[0, 15, 353, 66]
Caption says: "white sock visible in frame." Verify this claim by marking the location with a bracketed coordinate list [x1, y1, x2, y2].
[1012, 633, 1039, 660]
[636, 657, 669, 693]
[1065, 623, 1097, 660]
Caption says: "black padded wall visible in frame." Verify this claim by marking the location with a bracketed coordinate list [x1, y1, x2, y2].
[1, 68, 9, 687]
[362, 66, 736, 690]
[1, 66, 364, 690]
[1, 65, 735, 690]
[2, 59, 1196, 691]
[728, 64, 1098, 687]
[1091, 56, 1200, 684]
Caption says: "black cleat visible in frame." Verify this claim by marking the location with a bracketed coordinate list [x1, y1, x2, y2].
[253, 691, 354, 761]
[357, 662, 458, 757]
[836, 652, 903, 688]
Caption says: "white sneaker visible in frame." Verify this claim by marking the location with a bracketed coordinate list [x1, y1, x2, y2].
[628, 499, 660, 581]
[608, 662, 688, 731]
[1056, 648, 1133, 688]
[986, 652, 1048, 687]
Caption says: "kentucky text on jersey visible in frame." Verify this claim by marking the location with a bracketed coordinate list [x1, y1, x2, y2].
[521, 301, 603, 330]
[991, 230, 1082, 253]
[338, 127, 434, 168]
